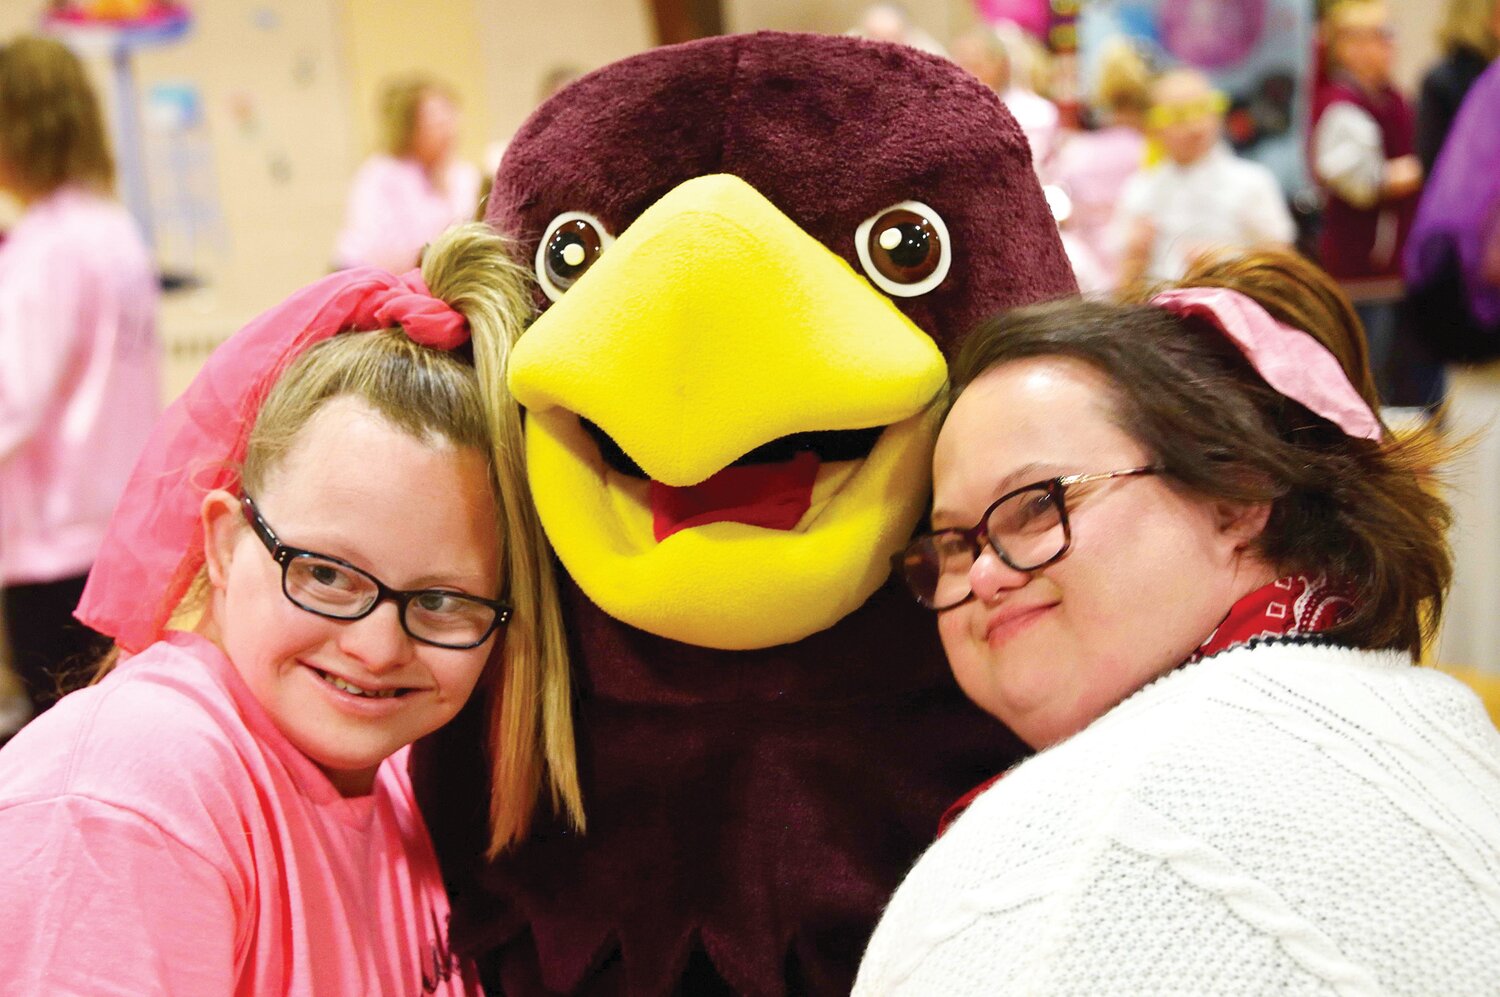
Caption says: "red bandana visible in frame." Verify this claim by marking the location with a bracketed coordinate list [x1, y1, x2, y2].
[1190, 573, 1353, 661]
[937, 574, 1353, 836]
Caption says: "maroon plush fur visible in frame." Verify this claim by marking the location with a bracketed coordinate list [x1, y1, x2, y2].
[413, 31, 1076, 996]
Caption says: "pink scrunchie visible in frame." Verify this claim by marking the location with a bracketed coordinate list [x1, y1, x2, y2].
[374, 270, 471, 350]
[1152, 286, 1383, 442]
[77, 266, 470, 653]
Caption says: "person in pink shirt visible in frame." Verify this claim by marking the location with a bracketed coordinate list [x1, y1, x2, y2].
[0, 222, 582, 995]
[949, 25, 1060, 173]
[0, 36, 160, 722]
[334, 74, 483, 273]
[1049, 39, 1151, 290]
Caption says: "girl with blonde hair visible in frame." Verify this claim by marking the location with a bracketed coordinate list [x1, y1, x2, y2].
[0, 223, 579, 993]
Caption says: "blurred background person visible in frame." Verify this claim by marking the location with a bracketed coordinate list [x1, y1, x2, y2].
[1049, 38, 1151, 291]
[1405, 58, 1500, 670]
[1111, 67, 1294, 290]
[1312, 0, 1431, 406]
[536, 63, 584, 104]
[950, 24, 1058, 173]
[479, 63, 587, 222]
[1416, 0, 1499, 174]
[0, 35, 159, 726]
[847, 3, 947, 56]
[333, 73, 480, 273]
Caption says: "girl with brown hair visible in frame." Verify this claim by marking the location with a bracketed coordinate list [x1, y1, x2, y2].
[856, 247, 1500, 993]
[0, 35, 159, 726]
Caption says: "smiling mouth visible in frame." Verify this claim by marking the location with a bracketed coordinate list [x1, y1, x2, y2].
[314, 667, 408, 699]
[985, 604, 1057, 646]
[580, 417, 885, 540]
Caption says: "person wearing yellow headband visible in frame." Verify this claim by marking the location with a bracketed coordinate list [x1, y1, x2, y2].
[1111, 68, 1295, 290]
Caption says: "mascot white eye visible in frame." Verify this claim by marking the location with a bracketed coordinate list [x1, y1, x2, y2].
[854, 200, 952, 298]
[536, 211, 614, 302]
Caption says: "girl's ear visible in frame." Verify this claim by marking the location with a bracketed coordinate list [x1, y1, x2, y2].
[201, 489, 243, 589]
[1213, 498, 1272, 551]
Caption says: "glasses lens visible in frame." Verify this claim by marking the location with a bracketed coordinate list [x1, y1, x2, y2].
[902, 531, 980, 609]
[285, 555, 379, 617]
[986, 484, 1066, 570]
[403, 590, 497, 648]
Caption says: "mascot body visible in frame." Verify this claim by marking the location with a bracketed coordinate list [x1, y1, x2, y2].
[415, 32, 1076, 996]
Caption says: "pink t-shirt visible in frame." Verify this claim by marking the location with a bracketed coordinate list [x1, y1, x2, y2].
[0, 185, 160, 585]
[334, 155, 482, 274]
[1050, 125, 1147, 287]
[0, 630, 481, 996]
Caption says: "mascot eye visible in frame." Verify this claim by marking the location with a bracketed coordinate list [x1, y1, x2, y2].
[853, 200, 952, 298]
[536, 211, 614, 302]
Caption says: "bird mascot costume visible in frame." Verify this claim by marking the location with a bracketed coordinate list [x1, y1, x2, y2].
[413, 31, 1078, 996]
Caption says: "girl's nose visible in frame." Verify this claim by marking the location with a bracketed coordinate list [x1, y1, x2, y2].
[967, 541, 1031, 603]
[335, 599, 413, 673]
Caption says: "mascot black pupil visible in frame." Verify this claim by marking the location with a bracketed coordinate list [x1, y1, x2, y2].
[546, 221, 600, 285]
[886, 225, 928, 265]
[871, 213, 940, 281]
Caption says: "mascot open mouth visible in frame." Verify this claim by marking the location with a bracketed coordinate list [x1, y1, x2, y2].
[582, 418, 886, 540]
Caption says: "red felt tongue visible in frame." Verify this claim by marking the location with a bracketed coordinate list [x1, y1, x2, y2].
[650, 450, 820, 541]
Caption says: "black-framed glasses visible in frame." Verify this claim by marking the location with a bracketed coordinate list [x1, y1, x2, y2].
[898, 466, 1162, 611]
[240, 494, 511, 649]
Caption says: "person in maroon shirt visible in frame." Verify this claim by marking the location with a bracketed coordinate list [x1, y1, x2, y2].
[1311, 0, 1438, 406]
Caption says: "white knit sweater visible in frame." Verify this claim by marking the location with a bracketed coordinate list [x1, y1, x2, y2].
[855, 642, 1500, 996]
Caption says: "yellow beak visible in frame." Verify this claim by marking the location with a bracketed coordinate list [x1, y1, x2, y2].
[510, 174, 946, 485]
[508, 174, 948, 649]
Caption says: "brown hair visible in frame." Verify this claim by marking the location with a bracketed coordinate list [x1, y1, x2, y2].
[1438, 0, 1500, 60]
[0, 36, 114, 198]
[951, 247, 1452, 657]
[378, 73, 455, 158]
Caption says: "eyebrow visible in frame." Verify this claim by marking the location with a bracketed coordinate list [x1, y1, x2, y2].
[931, 461, 1068, 528]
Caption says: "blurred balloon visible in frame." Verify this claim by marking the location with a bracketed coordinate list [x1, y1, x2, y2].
[975, 0, 1049, 40]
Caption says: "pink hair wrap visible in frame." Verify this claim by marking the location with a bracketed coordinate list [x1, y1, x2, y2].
[77, 266, 470, 653]
[1151, 286, 1383, 442]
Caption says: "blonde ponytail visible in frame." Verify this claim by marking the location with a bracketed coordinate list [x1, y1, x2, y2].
[423, 222, 583, 853]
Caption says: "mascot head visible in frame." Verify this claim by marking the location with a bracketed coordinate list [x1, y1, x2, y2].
[492, 31, 1075, 650]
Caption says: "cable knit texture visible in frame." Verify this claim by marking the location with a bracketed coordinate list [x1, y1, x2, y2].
[855, 642, 1500, 995]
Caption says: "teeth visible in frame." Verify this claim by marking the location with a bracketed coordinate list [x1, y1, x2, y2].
[320, 671, 400, 699]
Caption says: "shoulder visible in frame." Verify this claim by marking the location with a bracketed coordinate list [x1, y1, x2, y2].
[864, 645, 1500, 991]
[1314, 79, 1362, 115]
[943, 642, 1499, 872]
[445, 159, 481, 189]
[0, 635, 264, 840]
[1219, 152, 1282, 188]
[1315, 100, 1380, 142]
[352, 154, 420, 189]
[7, 189, 152, 280]
[1116, 166, 1162, 206]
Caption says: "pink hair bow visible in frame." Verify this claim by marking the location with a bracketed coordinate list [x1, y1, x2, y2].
[374, 270, 470, 350]
[1151, 286, 1383, 442]
[78, 267, 470, 653]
